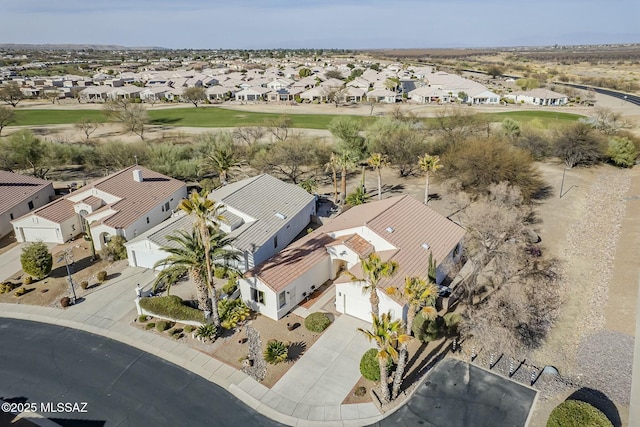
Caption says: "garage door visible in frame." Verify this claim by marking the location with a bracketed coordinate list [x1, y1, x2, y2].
[131, 249, 162, 270]
[21, 227, 60, 243]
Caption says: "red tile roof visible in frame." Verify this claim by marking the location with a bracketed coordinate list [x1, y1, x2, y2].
[0, 171, 52, 215]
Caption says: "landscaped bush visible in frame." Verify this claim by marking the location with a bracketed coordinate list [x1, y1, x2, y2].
[20, 242, 53, 279]
[101, 236, 128, 261]
[222, 280, 237, 296]
[304, 312, 332, 333]
[145, 322, 156, 330]
[218, 298, 250, 329]
[0, 282, 17, 294]
[360, 349, 381, 381]
[138, 315, 150, 323]
[264, 339, 289, 364]
[80, 281, 89, 290]
[14, 287, 27, 297]
[96, 271, 108, 282]
[547, 400, 613, 427]
[413, 312, 443, 343]
[214, 266, 227, 279]
[155, 320, 171, 332]
[443, 312, 462, 337]
[139, 295, 205, 323]
[196, 324, 217, 341]
[184, 325, 195, 334]
[23, 276, 33, 285]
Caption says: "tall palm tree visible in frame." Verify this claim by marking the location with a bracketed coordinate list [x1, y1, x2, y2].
[358, 312, 410, 404]
[418, 154, 442, 205]
[178, 191, 227, 326]
[153, 229, 241, 316]
[325, 152, 339, 203]
[201, 143, 243, 184]
[367, 153, 389, 200]
[350, 253, 398, 318]
[336, 150, 358, 205]
[386, 276, 437, 399]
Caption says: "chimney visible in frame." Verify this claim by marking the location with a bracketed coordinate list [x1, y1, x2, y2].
[133, 169, 143, 182]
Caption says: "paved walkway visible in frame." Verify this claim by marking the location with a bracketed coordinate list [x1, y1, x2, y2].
[0, 266, 384, 427]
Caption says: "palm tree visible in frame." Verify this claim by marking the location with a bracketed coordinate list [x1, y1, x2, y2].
[201, 143, 243, 184]
[418, 154, 442, 205]
[325, 153, 339, 203]
[367, 153, 389, 200]
[350, 253, 398, 318]
[358, 312, 410, 404]
[386, 276, 437, 399]
[178, 191, 227, 326]
[153, 229, 241, 316]
[336, 150, 358, 205]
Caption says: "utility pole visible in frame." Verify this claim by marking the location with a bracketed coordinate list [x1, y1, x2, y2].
[57, 249, 77, 304]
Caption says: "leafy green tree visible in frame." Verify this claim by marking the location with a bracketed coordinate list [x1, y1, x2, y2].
[102, 236, 128, 261]
[335, 150, 359, 204]
[0, 82, 24, 107]
[366, 118, 429, 177]
[298, 68, 312, 78]
[0, 106, 16, 135]
[345, 186, 369, 206]
[328, 117, 366, 158]
[486, 65, 503, 78]
[547, 400, 613, 427]
[201, 140, 244, 183]
[325, 70, 343, 79]
[607, 136, 637, 167]
[252, 137, 325, 184]
[349, 252, 398, 318]
[418, 154, 442, 205]
[553, 122, 605, 168]
[358, 312, 410, 403]
[0, 130, 50, 178]
[298, 178, 317, 194]
[20, 242, 53, 279]
[183, 86, 207, 108]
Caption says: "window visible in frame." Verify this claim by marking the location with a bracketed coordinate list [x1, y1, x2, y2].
[28, 201, 34, 210]
[9, 213, 13, 220]
[273, 236, 278, 248]
[164, 202, 170, 212]
[278, 292, 286, 309]
[251, 288, 265, 305]
[146, 217, 150, 224]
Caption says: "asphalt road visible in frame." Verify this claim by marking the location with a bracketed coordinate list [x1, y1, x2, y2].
[553, 82, 640, 107]
[0, 319, 284, 427]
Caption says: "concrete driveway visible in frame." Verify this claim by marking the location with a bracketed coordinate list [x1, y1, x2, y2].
[0, 242, 57, 282]
[272, 314, 372, 405]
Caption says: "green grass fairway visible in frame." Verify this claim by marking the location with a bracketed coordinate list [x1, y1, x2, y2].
[12, 106, 583, 129]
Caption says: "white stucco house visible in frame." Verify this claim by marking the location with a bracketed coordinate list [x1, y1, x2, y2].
[12, 166, 186, 250]
[0, 171, 54, 239]
[505, 89, 569, 106]
[240, 195, 466, 321]
[125, 174, 316, 272]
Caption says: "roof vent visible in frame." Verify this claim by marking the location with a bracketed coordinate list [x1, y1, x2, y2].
[385, 227, 394, 233]
[133, 169, 143, 182]
[421, 243, 430, 250]
[275, 212, 286, 220]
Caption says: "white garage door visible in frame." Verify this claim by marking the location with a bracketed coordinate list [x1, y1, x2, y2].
[131, 250, 162, 270]
[21, 227, 60, 243]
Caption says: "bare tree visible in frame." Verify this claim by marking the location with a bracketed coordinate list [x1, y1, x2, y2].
[103, 99, 149, 140]
[74, 118, 101, 140]
[265, 115, 293, 142]
[583, 106, 632, 135]
[232, 126, 266, 147]
[183, 86, 207, 108]
[0, 106, 16, 136]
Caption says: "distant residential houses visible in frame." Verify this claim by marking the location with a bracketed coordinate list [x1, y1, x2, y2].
[0, 61, 568, 107]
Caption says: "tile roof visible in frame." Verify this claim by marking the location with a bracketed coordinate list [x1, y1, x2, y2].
[31, 197, 76, 223]
[209, 174, 315, 252]
[0, 171, 52, 215]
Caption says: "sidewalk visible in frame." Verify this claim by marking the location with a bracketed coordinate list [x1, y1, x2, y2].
[0, 266, 384, 427]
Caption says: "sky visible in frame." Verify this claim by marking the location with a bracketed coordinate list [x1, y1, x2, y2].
[1, 0, 639, 49]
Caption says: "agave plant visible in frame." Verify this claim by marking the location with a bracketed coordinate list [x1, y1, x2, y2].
[219, 299, 251, 329]
[195, 324, 217, 341]
[263, 340, 289, 365]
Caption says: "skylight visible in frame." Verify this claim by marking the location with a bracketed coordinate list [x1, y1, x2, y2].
[385, 227, 394, 233]
[421, 243, 430, 250]
[275, 212, 287, 220]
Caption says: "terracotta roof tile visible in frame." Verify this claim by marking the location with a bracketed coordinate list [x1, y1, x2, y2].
[0, 171, 52, 215]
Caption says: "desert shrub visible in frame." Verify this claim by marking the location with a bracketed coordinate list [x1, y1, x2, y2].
[304, 312, 332, 332]
[196, 324, 217, 340]
[553, 122, 605, 168]
[218, 298, 250, 329]
[264, 339, 289, 365]
[360, 349, 381, 381]
[184, 325, 195, 334]
[14, 287, 27, 297]
[443, 312, 462, 336]
[60, 296, 71, 307]
[547, 400, 612, 427]
[413, 313, 443, 343]
[138, 315, 149, 323]
[20, 242, 53, 279]
[354, 386, 367, 397]
[0, 282, 17, 294]
[139, 295, 205, 323]
[222, 280, 237, 296]
[607, 136, 637, 167]
[145, 322, 156, 330]
[155, 320, 171, 332]
[80, 281, 89, 290]
[96, 271, 108, 282]
[22, 276, 33, 285]
[101, 236, 128, 261]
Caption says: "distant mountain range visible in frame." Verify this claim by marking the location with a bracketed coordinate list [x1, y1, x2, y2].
[0, 44, 167, 51]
